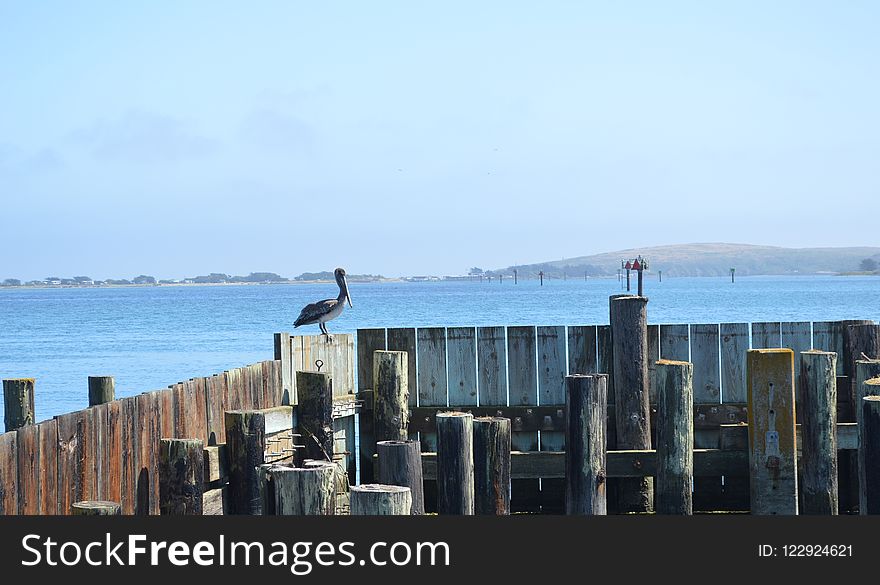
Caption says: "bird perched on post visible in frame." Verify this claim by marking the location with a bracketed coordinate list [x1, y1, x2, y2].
[294, 267, 353, 336]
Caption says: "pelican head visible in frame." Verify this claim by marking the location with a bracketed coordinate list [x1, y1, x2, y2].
[335, 267, 353, 307]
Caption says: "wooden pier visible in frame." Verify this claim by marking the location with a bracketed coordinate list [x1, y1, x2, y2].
[1, 316, 879, 516]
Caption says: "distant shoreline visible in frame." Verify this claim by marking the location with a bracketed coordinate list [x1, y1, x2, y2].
[2, 272, 879, 291]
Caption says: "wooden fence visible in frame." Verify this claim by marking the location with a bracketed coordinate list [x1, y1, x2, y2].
[355, 320, 875, 512]
[0, 334, 358, 516]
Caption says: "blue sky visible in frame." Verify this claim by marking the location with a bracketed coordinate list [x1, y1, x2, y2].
[1, 1, 878, 279]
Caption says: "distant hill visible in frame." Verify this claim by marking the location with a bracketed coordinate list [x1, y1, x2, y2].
[493, 243, 880, 278]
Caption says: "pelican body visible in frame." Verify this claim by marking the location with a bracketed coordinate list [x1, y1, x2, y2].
[294, 268, 353, 335]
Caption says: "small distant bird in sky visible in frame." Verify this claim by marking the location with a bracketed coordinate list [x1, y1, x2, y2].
[294, 267, 353, 336]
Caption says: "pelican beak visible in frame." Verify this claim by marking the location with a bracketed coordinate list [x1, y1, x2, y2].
[344, 275, 353, 307]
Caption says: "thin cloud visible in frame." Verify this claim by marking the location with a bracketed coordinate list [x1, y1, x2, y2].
[71, 110, 220, 164]
[239, 108, 315, 155]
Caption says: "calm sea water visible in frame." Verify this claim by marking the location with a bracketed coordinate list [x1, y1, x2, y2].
[1, 275, 878, 423]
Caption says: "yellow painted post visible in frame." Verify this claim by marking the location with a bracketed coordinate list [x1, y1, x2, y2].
[747, 348, 797, 515]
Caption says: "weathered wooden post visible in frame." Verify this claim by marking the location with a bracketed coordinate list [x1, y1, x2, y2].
[800, 350, 838, 515]
[844, 323, 880, 402]
[350, 484, 412, 515]
[273, 462, 336, 515]
[87, 376, 115, 406]
[609, 294, 653, 512]
[565, 374, 607, 515]
[296, 371, 334, 462]
[71, 500, 121, 515]
[747, 349, 797, 515]
[855, 360, 880, 433]
[3, 378, 34, 431]
[158, 438, 204, 515]
[225, 410, 265, 514]
[436, 412, 474, 515]
[655, 360, 694, 515]
[860, 380, 880, 514]
[377, 440, 425, 515]
[473, 417, 511, 515]
[373, 351, 409, 443]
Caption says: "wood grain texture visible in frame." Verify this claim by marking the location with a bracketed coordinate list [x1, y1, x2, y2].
[416, 328, 448, 450]
[860, 391, 880, 514]
[273, 462, 336, 515]
[720, 323, 749, 403]
[747, 349, 797, 515]
[567, 325, 597, 376]
[473, 417, 511, 515]
[659, 324, 689, 361]
[274, 332, 293, 404]
[296, 371, 334, 462]
[436, 412, 474, 515]
[565, 374, 607, 515]
[373, 351, 409, 443]
[477, 326, 507, 406]
[507, 326, 539, 511]
[37, 420, 58, 514]
[690, 324, 720, 404]
[751, 322, 781, 349]
[655, 360, 694, 515]
[377, 440, 425, 515]
[0, 431, 18, 514]
[13, 425, 37, 515]
[812, 321, 846, 376]
[357, 329, 387, 390]
[387, 328, 417, 407]
[350, 484, 412, 515]
[799, 351, 838, 515]
[537, 325, 566, 511]
[158, 438, 204, 515]
[224, 410, 266, 515]
[447, 327, 477, 406]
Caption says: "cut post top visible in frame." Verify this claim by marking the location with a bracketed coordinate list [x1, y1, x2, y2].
[565, 373, 608, 380]
[374, 350, 408, 357]
[656, 358, 691, 366]
[437, 411, 473, 419]
[352, 484, 411, 494]
[748, 348, 794, 356]
[866, 378, 880, 389]
[609, 294, 648, 303]
[3, 377, 35, 383]
[802, 349, 836, 356]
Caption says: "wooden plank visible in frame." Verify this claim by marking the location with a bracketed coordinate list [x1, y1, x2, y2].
[119, 397, 137, 514]
[205, 375, 224, 445]
[156, 388, 174, 439]
[387, 328, 417, 407]
[537, 325, 567, 512]
[417, 328, 449, 407]
[689, 324, 721, 511]
[357, 328, 387, 390]
[596, 325, 613, 403]
[647, 324, 660, 403]
[720, 323, 749, 403]
[813, 321, 845, 376]
[782, 321, 813, 407]
[691, 324, 721, 404]
[92, 403, 109, 501]
[55, 408, 95, 514]
[507, 325, 539, 512]
[567, 325, 597, 375]
[203, 486, 227, 515]
[419, 449, 748, 480]
[146, 391, 162, 515]
[720, 422, 859, 453]
[134, 392, 153, 515]
[416, 327, 448, 452]
[447, 327, 478, 406]
[659, 324, 689, 361]
[0, 431, 17, 514]
[16, 424, 39, 514]
[274, 332, 293, 405]
[171, 382, 186, 438]
[752, 321, 781, 349]
[477, 326, 507, 406]
[37, 420, 58, 514]
[106, 400, 124, 508]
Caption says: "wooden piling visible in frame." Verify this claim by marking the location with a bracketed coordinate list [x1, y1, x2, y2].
[71, 500, 121, 515]
[373, 351, 409, 443]
[3, 378, 34, 432]
[747, 349, 797, 515]
[350, 484, 412, 515]
[296, 371, 334, 462]
[564, 374, 607, 515]
[224, 410, 265, 514]
[273, 462, 336, 515]
[377, 440, 425, 515]
[860, 379, 880, 514]
[158, 438, 204, 515]
[655, 360, 694, 515]
[87, 376, 115, 406]
[609, 295, 653, 512]
[473, 417, 511, 515]
[800, 350, 838, 514]
[436, 411, 474, 515]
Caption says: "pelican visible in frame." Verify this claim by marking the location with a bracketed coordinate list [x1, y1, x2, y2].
[294, 267, 353, 335]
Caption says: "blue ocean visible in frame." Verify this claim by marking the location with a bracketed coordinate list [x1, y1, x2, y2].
[1, 275, 878, 422]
